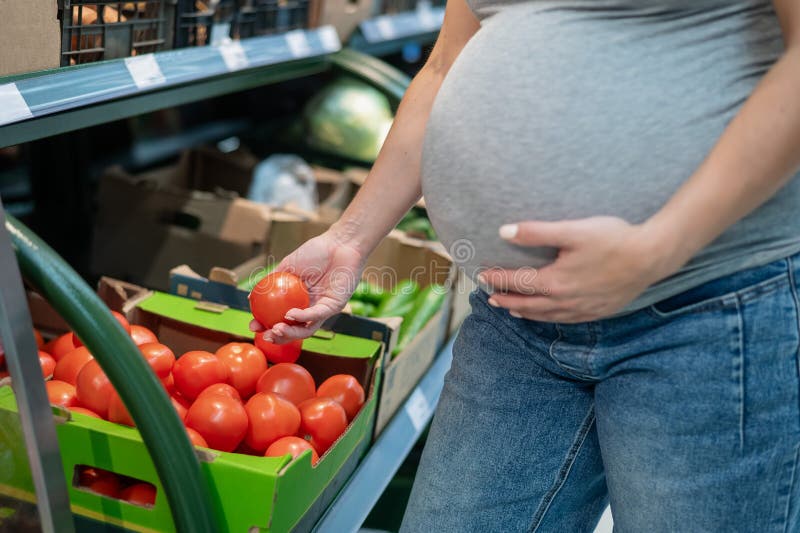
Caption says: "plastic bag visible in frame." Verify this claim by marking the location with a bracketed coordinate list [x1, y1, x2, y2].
[247, 155, 318, 212]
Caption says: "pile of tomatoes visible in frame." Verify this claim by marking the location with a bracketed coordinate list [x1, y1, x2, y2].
[1, 301, 366, 503]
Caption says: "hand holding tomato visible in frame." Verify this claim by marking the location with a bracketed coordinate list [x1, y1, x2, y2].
[249, 231, 365, 343]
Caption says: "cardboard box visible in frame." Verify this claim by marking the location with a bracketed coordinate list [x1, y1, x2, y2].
[3, 279, 384, 532]
[311, 0, 374, 42]
[188, 217, 455, 435]
[91, 147, 270, 291]
[0, 0, 60, 77]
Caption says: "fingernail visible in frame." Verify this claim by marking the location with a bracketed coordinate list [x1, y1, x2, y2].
[284, 314, 294, 321]
[272, 328, 284, 337]
[499, 224, 518, 240]
[488, 298, 499, 307]
[262, 334, 273, 343]
[509, 311, 522, 318]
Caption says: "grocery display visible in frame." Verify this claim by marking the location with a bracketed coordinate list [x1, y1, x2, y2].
[0, 4, 455, 530]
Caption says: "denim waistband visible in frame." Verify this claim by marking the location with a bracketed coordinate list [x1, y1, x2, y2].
[650, 251, 798, 314]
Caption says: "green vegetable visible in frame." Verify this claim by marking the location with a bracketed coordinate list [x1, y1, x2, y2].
[374, 279, 419, 317]
[352, 281, 387, 305]
[237, 263, 276, 291]
[393, 301, 415, 320]
[392, 284, 447, 357]
[348, 300, 376, 317]
[304, 77, 394, 162]
[397, 217, 436, 240]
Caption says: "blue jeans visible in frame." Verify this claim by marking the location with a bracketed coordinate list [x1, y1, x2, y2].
[401, 253, 800, 532]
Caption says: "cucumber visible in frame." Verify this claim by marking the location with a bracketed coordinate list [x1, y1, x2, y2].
[348, 300, 376, 317]
[392, 284, 447, 357]
[352, 280, 387, 305]
[397, 217, 435, 240]
[374, 279, 419, 317]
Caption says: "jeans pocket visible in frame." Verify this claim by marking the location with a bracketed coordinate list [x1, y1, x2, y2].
[648, 270, 789, 319]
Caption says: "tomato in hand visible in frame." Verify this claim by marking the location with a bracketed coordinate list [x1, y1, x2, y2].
[129, 325, 158, 346]
[172, 351, 229, 401]
[46, 380, 78, 407]
[76, 360, 114, 418]
[244, 393, 301, 452]
[185, 394, 248, 452]
[73, 311, 131, 348]
[139, 343, 175, 380]
[44, 333, 78, 361]
[107, 391, 134, 426]
[120, 483, 156, 506]
[39, 351, 56, 379]
[249, 272, 309, 329]
[256, 363, 315, 406]
[196, 383, 241, 403]
[53, 347, 93, 385]
[186, 427, 208, 447]
[216, 342, 267, 398]
[297, 397, 348, 455]
[316, 374, 365, 421]
[265, 436, 319, 465]
[255, 336, 302, 365]
[69, 406, 101, 419]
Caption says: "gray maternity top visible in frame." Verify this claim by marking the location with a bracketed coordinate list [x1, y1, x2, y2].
[421, 0, 800, 313]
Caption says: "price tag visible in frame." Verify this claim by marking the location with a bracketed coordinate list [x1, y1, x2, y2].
[219, 41, 249, 71]
[0, 83, 33, 126]
[375, 16, 396, 40]
[125, 55, 166, 90]
[405, 389, 432, 432]
[286, 30, 312, 58]
[210, 22, 232, 46]
[318, 26, 341, 53]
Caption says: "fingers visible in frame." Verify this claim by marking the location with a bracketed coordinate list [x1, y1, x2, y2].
[499, 220, 577, 249]
[284, 299, 339, 324]
[249, 319, 265, 333]
[479, 267, 550, 295]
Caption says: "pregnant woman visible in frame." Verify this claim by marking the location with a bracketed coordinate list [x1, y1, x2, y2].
[253, 0, 800, 530]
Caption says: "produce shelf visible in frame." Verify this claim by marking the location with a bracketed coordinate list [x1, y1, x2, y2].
[0, 26, 341, 147]
[349, 7, 444, 58]
[313, 336, 454, 532]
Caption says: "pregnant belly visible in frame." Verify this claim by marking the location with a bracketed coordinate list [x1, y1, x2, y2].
[420, 3, 773, 277]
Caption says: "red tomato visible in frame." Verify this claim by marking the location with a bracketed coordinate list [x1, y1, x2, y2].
[162, 373, 176, 396]
[73, 311, 131, 348]
[44, 333, 77, 361]
[46, 380, 78, 407]
[317, 374, 365, 421]
[129, 325, 158, 346]
[87, 473, 121, 499]
[197, 383, 241, 403]
[0, 371, 8, 380]
[297, 397, 348, 455]
[138, 343, 175, 380]
[265, 436, 319, 465]
[120, 483, 156, 506]
[39, 351, 56, 379]
[255, 363, 315, 406]
[186, 427, 208, 447]
[33, 329, 44, 348]
[53, 347, 93, 385]
[185, 394, 248, 452]
[172, 351, 229, 401]
[69, 406, 101, 419]
[244, 393, 301, 452]
[215, 342, 267, 398]
[107, 392, 134, 426]
[170, 395, 189, 421]
[234, 440, 262, 456]
[255, 336, 302, 365]
[248, 272, 309, 328]
[76, 360, 115, 419]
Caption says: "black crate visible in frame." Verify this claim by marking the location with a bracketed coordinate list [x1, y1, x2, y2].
[174, 0, 239, 47]
[60, 0, 175, 66]
[234, 0, 313, 39]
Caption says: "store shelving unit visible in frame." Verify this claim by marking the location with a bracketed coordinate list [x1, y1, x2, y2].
[0, 25, 455, 531]
[349, 6, 444, 58]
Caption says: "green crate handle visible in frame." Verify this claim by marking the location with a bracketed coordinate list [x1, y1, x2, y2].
[5, 214, 221, 533]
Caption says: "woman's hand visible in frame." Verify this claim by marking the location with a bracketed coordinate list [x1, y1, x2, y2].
[480, 216, 680, 323]
[249, 230, 365, 343]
